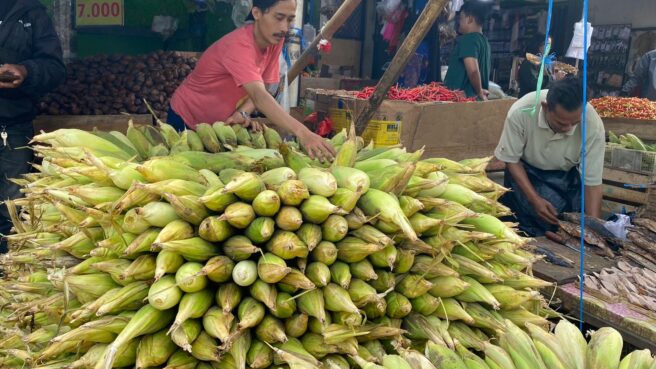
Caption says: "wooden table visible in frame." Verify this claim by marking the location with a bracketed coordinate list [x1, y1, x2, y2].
[531, 237, 615, 284]
[549, 283, 656, 351]
[531, 237, 656, 351]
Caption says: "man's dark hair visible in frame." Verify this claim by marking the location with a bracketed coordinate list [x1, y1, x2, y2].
[460, 1, 490, 26]
[546, 76, 584, 112]
[245, 0, 287, 21]
[527, 33, 547, 55]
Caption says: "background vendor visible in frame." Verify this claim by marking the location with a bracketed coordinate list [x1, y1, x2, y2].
[168, 0, 335, 160]
[443, 0, 491, 100]
[494, 77, 604, 236]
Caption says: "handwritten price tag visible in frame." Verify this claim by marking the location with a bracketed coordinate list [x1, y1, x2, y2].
[76, 0, 124, 27]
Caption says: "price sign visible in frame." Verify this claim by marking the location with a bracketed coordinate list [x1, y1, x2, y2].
[76, 0, 124, 27]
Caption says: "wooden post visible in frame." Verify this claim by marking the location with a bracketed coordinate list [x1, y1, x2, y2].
[354, 0, 449, 134]
[53, 0, 73, 60]
[287, 0, 363, 84]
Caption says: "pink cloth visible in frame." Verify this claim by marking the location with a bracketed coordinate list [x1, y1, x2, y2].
[171, 24, 283, 129]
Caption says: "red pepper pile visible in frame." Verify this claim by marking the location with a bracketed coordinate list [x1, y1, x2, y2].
[353, 83, 475, 103]
[590, 97, 656, 120]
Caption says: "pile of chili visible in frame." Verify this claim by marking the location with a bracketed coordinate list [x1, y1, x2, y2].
[590, 97, 656, 120]
[353, 83, 475, 103]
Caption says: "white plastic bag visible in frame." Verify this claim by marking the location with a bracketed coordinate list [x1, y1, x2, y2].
[151, 16, 179, 39]
[604, 214, 631, 240]
[231, 0, 252, 27]
[376, 0, 402, 19]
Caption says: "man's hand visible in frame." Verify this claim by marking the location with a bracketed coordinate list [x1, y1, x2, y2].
[0, 64, 27, 89]
[225, 111, 263, 132]
[478, 89, 489, 101]
[298, 130, 336, 162]
[530, 196, 559, 225]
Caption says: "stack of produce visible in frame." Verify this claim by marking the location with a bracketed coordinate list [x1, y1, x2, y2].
[0, 122, 650, 369]
[353, 83, 475, 103]
[585, 261, 656, 311]
[623, 218, 656, 272]
[39, 51, 197, 117]
[591, 97, 656, 120]
[608, 131, 655, 152]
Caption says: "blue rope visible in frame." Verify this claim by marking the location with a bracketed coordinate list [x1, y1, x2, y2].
[579, 0, 589, 331]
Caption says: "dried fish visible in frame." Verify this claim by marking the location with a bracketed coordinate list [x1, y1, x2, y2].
[562, 212, 623, 249]
[558, 221, 614, 258]
[623, 251, 656, 273]
[633, 217, 656, 233]
[616, 260, 634, 272]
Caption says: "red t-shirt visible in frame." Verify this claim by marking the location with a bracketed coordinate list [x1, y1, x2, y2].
[171, 24, 283, 129]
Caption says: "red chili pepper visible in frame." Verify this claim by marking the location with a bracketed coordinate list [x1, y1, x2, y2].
[590, 97, 656, 120]
[351, 83, 474, 103]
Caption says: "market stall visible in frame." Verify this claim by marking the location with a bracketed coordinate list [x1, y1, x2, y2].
[2, 122, 656, 368]
[305, 86, 515, 160]
[590, 97, 656, 216]
[3, 0, 656, 368]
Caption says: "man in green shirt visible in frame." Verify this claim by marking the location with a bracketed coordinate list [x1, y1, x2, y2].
[444, 1, 491, 100]
[494, 77, 605, 236]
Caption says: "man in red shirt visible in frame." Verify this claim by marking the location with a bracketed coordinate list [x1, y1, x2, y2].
[170, 0, 335, 160]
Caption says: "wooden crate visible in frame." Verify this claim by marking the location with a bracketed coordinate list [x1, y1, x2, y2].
[33, 114, 154, 134]
[602, 167, 656, 216]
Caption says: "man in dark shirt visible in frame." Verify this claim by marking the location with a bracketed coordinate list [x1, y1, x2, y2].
[518, 34, 550, 98]
[0, 0, 66, 253]
[622, 50, 656, 101]
[444, 1, 491, 100]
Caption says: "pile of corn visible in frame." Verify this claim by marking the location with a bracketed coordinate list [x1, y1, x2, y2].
[0, 122, 649, 369]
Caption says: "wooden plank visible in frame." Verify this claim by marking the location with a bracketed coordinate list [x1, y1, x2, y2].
[602, 185, 649, 204]
[553, 283, 656, 352]
[354, 0, 449, 134]
[604, 117, 656, 142]
[603, 167, 653, 185]
[287, 0, 362, 84]
[602, 199, 637, 217]
[33, 114, 153, 134]
[530, 237, 615, 284]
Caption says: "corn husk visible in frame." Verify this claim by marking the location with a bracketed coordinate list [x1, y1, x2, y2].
[175, 262, 208, 293]
[217, 282, 243, 313]
[311, 241, 338, 266]
[276, 206, 304, 231]
[322, 215, 349, 243]
[201, 255, 235, 283]
[253, 190, 282, 217]
[203, 306, 234, 342]
[199, 216, 234, 242]
[261, 167, 296, 190]
[267, 231, 309, 260]
[278, 180, 310, 206]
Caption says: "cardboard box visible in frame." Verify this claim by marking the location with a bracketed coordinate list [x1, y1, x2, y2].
[300, 77, 376, 98]
[308, 89, 516, 160]
[603, 117, 656, 142]
[33, 114, 154, 134]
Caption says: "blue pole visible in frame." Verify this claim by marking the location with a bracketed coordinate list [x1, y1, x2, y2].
[579, 0, 589, 331]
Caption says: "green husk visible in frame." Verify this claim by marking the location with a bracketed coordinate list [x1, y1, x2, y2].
[311, 241, 338, 266]
[253, 190, 282, 217]
[201, 255, 235, 283]
[276, 206, 304, 231]
[246, 217, 276, 244]
[278, 180, 310, 206]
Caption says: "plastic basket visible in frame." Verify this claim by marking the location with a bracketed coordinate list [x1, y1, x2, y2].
[606, 145, 656, 174]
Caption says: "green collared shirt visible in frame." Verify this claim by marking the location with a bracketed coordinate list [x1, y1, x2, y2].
[494, 90, 605, 186]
